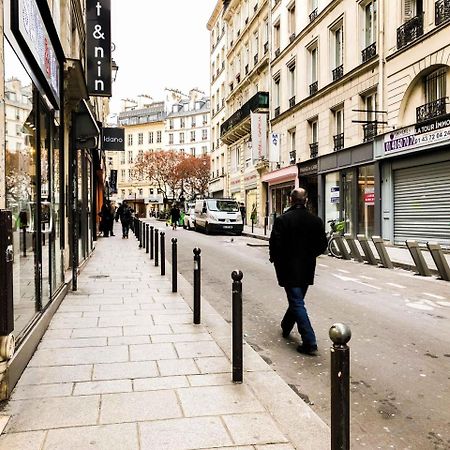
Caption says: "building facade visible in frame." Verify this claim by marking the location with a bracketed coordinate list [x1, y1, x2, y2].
[0, 0, 111, 398]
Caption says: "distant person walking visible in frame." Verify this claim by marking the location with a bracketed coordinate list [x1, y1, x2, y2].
[170, 204, 181, 230]
[239, 202, 246, 224]
[269, 188, 327, 355]
[116, 201, 132, 239]
[99, 201, 113, 237]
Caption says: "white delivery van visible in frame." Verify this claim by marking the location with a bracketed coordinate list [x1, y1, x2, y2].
[194, 199, 243, 235]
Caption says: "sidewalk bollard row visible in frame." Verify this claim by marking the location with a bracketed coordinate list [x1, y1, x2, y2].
[344, 234, 363, 262]
[427, 242, 450, 281]
[371, 236, 394, 269]
[330, 323, 352, 450]
[150, 226, 154, 260]
[406, 240, 431, 277]
[193, 248, 201, 324]
[231, 270, 243, 383]
[160, 232, 165, 276]
[146, 224, 149, 254]
[154, 229, 159, 267]
[172, 238, 178, 292]
[356, 235, 378, 265]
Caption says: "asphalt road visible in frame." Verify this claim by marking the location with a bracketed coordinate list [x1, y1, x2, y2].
[156, 222, 450, 450]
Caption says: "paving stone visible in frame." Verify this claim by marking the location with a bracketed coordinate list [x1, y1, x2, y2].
[83, 310, 138, 318]
[5, 396, 99, 432]
[170, 324, 207, 334]
[138, 417, 232, 450]
[157, 359, 199, 376]
[100, 304, 140, 311]
[151, 333, 212, 343]
[44, 423, 139, 450]
[93, 361, 158, 380]
[71, 327, 122, 338]
[255, 445, 295, 450]
[48, 317, 98, 329]
[11, 383, 73, 400]
[98, 316, 152, 327]
[175, 341, 224, 358]
[17, 365, 92, 385]
[42, 329, 73, 339]
[187, 373, 234, 387]
[129, 343, 177, 361]
[222, 413, 288, 445]
[152, 314, 192, 325]
[133, 375, 189, 391]
[108, 335, 150, 346]
[123, 325, 171, 336]
[138, 303, 167, 311]
[177, 385, 264, 417]
[38, 337, 107, 349]
[195, 356, 230, 374]
[73, 379, 132, 395]
[58, 304, 100, 312]
[100, 391, 182, 424]
[53, 312, 83, 318]
[0, 430, 46, 450]
[29, 346, 128, 366]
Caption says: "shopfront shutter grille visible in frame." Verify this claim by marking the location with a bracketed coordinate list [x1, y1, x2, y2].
[394, 162, 450, 247]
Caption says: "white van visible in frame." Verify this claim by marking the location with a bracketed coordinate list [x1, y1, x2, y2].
[194, 199, 243, 235]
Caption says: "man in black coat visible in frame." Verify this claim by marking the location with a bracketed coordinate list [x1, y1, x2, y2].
[269, 188, 327, 355]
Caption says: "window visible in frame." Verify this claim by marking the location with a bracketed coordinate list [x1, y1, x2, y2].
[191, 117, 196, 127]
[310, 45, 318, 87]
[362, 92, 378, 142]
[310, 119, 318, 144]
[288, 61, 296, 106]
[288, 128, 296, 164]
[148, 131, 154, 143]
[169, 119, 174, 129]
[156, 131, 162, 143]
[138, 133, 143, 145]
[191, 131, 196, 142]
[202, 146, 208, 155]
[180, 118, 185, 128]
[333, 25, 344, 69]
[169, 133, 174, 145]
[128, 169, 132, 180]
[404, 0, 423, 21]
[333, 106, 345, 150]
[121, 189, 125, 196]
[127, 134, 133, 146]
[274, 21, 280, 53]
[190, 147, 196, 156]
[179, 132, 185, 144]
[138, 150, 143, 160]
[128, 189, 132, 195]
[121, 169, 126, 179]
[288, 2, 296, 39]
[253, 31, 259, 63]
[273, 73, 281, 115]
[120, 153, 125, 164]
[202, 129, 208, 140]
[149, 188, 154, 195]
[138, 188, 143, 196]
[203, 114, 208, 124]
[128, 151, 133, 164]
[364, 1, 377, 47]
[425, 67, 446, 103]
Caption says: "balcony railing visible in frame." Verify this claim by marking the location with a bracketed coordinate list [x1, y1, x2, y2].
[289, 96, 296, 108]
[332, 64, 344, 81]
[416, 97, 447, 123]
[309, 81, 318, 96]
[363, 123, 378, 142]
[309, 8, 318, 22]
[236, 73, 241, 83]
[264, 41, 269, 54]
[221, 91, 269, 136]
[309, 142, 318, 158]
[289, 150, 296, 164]
[245, 64, 249, 75]
[436, 0, 450, 25]
[289, 33, 296, 43]
[333, 133, 344, 151]
[274, 106, 280, 117]
[254, 53, 259, 65]
[275, 48, 280, 57]
[397, 14, 423, 49]
[362, 42, 377, 63]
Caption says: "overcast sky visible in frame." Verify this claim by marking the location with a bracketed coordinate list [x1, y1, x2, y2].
[110, 0, 215, 113]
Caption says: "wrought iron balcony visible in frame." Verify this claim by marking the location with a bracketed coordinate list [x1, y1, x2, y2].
[289, 96, 296, 108]
[275, 48, 280, 57]
[309, 8, 318, 22]
[309, 81, 318, 96]
[397, 14, 423, 49]
[236, 73, 241, 83]
[363, 123, 378, 142]
[274, 106, 280, 117]
[264, 41, 269, 54]
[332, 65, 344, 82]
[289, 33, 296, 43]
[309, 142, 318, 158]
[436, 0, 450, 25]
[254, 53, 259, 65]
[245, 64, 249, 75]
[220, 91, 269, 136]
[362, 42, 377, 63]
[333, 133, 344, 151]
[289, 150, 296, 164]
[416, 97, 447, 123]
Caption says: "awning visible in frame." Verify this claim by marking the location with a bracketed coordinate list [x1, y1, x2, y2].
[262, 165, 297, 185]
[74, 100, 101, 149]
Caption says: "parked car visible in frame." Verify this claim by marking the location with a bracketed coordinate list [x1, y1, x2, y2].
[183, 204, 196, 230]
[194, 198, 243, 235]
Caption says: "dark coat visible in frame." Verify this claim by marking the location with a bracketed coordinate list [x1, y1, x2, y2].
[269, 204, 327, 287]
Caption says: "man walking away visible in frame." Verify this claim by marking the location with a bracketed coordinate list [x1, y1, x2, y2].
[170, 204, 181, 230]
[269, 188, 327, 355]
[116, 201, 132, 238]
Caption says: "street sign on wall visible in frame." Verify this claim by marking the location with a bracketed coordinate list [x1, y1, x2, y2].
[102, 127, 125, 151]
[86, 0, 112, 96]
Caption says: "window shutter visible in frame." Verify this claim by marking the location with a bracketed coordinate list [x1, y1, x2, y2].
[404, 0, 413, 20]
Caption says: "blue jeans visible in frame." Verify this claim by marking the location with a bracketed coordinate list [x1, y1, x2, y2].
[282, 286, 317, 348]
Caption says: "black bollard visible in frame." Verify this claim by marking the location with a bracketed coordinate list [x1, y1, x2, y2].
[141, 221, 145, 249]
[139, 220, 144, 248]
[193, 248, 201, 324]
[172, 238, 178, 292]
[146, 224, 149, 254]
[251, 218, 254, 233]
[150, 226, 154, 260]
[330, 323, 351, 450]
[22, 226, 27, 257]
[231, 270, 244, 383]
[154, 229, 159, 267]
[160, 232, 165, 276]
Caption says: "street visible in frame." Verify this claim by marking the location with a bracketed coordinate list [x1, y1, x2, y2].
[157, 222, 450, 450]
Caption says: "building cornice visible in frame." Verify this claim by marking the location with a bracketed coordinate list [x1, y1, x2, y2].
[207, 0, 224, 31]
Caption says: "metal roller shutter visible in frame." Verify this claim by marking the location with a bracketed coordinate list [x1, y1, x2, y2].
[394, 161, 450, 247]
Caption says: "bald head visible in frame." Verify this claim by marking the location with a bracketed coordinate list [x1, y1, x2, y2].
[290, 188, 308, 206]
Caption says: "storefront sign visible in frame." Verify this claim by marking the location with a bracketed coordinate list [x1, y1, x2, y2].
[383, 120, 450, 155]
[298, 161, 318, 176]
[364, 188, 375, 205]
[330, 186, 340, 204]
[269, 132, 280, 163]
[251, 112, 268, 161]
[102, 127, 125, 151]
[11, 0, 61, 106]
[86, 0, 112, 97]
[109, 170, 117, 194]
[415, 114, 450, 134]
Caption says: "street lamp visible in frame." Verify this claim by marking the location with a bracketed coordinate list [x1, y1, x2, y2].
[111, 59, 119, 82]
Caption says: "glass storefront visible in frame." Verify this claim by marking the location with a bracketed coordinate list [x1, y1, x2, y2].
[270, 183, 294, 217]
[358, 165, 375, 237]
[325, 172, 340, 231]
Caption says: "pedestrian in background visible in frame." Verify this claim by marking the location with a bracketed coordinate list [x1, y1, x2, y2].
[250, 203, 257, 225]
[116, 201, 132, 238]
[109, 202, 116, 236]
[239, 202, 246, 224]
[170, 204, 181, 230]
[99, 201, 113, 237]
[269, 188, 327, 355]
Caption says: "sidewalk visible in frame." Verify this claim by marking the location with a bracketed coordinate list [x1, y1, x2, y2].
[242, 224, 450, 274]
[0, 230, 329, 450]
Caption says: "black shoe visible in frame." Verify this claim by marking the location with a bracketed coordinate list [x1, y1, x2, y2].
[281, 327, 291, 338]
[296, 344, 318, 356]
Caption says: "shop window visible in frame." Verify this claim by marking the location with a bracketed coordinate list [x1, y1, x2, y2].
[358, 165, 375, 237]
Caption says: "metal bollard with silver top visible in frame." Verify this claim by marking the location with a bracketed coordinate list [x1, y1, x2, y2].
[231, 270, 243, 383]
[330, 323, 351, 450]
